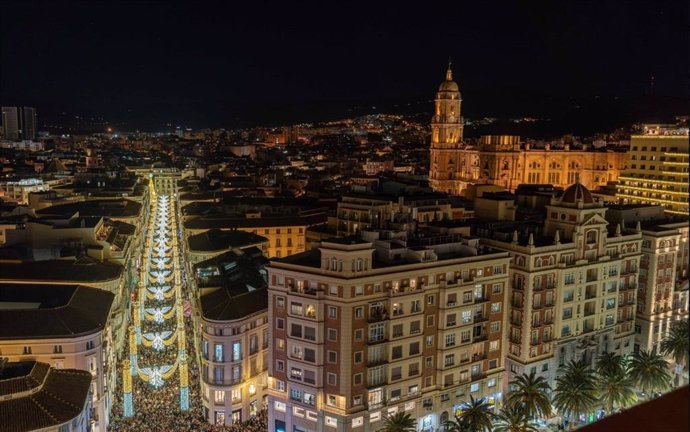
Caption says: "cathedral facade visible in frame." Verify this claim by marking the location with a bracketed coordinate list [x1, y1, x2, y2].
[428, 68, 628, 195]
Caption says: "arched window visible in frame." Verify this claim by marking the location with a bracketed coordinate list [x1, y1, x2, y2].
[548, 256, 555, 266]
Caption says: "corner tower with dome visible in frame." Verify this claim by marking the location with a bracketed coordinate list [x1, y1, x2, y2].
[478, 180, 643, 390]
[428, 63, 479, 195]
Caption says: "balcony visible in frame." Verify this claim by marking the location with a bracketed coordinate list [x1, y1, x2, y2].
[368, 307, 388, 323]
[289, 285, 318, 296]
[585, 290, 597, 300]
[473, 333, 487, 343]
[474, 314, 489, 323]
[584, 308, 596, 317]
[472, 352, 487, 362]
[511, 318, 522, 326]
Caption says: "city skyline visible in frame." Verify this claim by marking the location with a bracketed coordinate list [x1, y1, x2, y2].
[1, 1, 688, 131]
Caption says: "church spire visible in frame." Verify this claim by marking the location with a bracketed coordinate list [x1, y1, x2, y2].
[446, 58, 453, 81]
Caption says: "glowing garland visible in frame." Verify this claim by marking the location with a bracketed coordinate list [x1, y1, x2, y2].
[141, 331, 177, 351]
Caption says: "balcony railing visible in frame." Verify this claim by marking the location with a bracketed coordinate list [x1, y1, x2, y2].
[368, 308, 388, 323]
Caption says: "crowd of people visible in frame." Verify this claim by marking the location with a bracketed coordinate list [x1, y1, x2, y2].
[109, 203, 267, 432]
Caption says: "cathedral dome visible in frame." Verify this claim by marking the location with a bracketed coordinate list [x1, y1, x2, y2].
[561, 181, 594, 204]
[438, 65, 459, 92]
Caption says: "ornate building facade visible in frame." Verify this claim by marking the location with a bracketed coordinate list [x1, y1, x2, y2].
[428, 65, 479, 196]
[428, 68, 628, 196]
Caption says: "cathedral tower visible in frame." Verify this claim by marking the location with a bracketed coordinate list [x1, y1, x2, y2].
[429, 64, 476, 195]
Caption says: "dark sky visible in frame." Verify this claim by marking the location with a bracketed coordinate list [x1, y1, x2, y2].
[1, 0, 688, 131]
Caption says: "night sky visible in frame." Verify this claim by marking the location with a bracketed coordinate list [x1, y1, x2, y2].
[1, 0, 688, 131]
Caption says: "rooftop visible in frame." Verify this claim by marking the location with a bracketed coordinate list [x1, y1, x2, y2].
[187, 229, 268, 252]
[580, 386, 688, 432]
[184, 212, 327, 230]
[0, 283, 114, 339]
[0, 257, 123, 282]
[0, 361, 92, 432]
[35, 198, 142, 218]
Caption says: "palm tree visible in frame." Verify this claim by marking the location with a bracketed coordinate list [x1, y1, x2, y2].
[456, 395, 494, 432]
[628, 349, 671, 399]
[661, 319, 689, 386]
[561, 358, 596, 388]
[506, 371, 552, 428]
[381, 412, 416, 432]
[553, 375, 598, 430]
[596, 369, 638, 414]
[596, 351, 625, 377]
[493, 404, 538, 432]
[443, 417, 467, 432]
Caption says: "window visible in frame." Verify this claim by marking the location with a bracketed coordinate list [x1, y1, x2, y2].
[276, 360, 284, 371]
[276, 296, 285, 308]
[489, 340, 499, 351]
[328, 351, 337, 364]
[470, 383, 479, 393]
[427, 315, 435, 327]
[392, 346, 403, 359]
[215, 344, 224, 362]
[305, 326, 316, 341]
[214, 390, 225, 404]
[276, 318, 285, 330]
[426, 335, 434, 347]
[355, 329, 364, 341]
[427, 294, 435, 305]
[490, 321, 500, 332]
[328, 373, 337, 385]
[232, 342, 241, 362]
[491, 302, 501, 313]
[328, 306, 337, 318]
[328, 329, 337, 341]
[393, 324, 404, 338]
[410, 321, 421, 334]
[492, 283, 502, 294]
[354, 351, 362, 363]
[409, 342, 420, 355]
[353, 395, 362, 406]
[276, 338, 285, 350]
[355, 307, 364, 319]
[353, 373, 363, 385]
[426, 356, 433, 368]
[446, 333, 456, 347]
[445, 354, 455, 366]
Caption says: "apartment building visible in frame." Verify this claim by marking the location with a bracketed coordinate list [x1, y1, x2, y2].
[0, 284, 115, 432]
[184, 213, 327, 259]
[336, 192, 454, 236]
[267, 229, 511, 432]
[605, 204, 689, 354]
[616, 124, 689, 215]
[195, 248, 270, 426]
[477, 182, 642, 388]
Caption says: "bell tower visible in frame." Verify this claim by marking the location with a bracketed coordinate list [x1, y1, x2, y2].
[429, 62, 464, 194]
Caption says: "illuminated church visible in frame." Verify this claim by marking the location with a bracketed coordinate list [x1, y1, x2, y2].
[428, 66, 628, 196]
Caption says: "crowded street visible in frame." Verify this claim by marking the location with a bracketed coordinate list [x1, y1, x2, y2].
[108, 189, 267, 431]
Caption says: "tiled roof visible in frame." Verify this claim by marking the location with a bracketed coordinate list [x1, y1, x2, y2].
[184, 212, 327, 230]
[0, 258, 123, 282]
[0, 284, 114, 339]
[0, 362, 91, 432]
